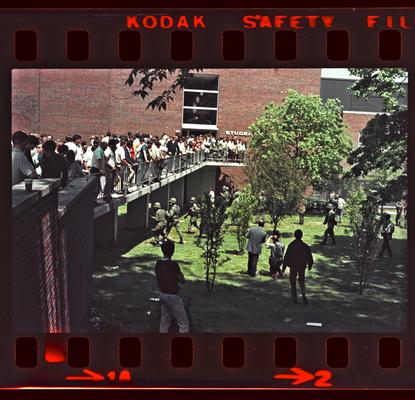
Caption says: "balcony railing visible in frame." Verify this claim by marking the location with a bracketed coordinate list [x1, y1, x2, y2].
[94, 150, 246, 202]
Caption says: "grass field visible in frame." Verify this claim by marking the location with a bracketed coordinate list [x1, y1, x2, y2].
[91, 205, 407, 333]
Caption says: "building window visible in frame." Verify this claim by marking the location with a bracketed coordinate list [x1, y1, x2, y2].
[182, 74, 219, 132]
[320, 78, 408, 113]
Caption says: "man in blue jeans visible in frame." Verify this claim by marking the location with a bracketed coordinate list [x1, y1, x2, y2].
[155, 240, 189, 333]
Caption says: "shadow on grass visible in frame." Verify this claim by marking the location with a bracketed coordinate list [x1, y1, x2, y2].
[92, 216, 407, 333]
[225, 249, 243, 255]
[91, 257, 406, 333]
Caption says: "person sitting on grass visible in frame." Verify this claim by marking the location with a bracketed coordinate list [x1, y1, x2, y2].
[266, 230, 285, 280]
[155, 240, 190, 333]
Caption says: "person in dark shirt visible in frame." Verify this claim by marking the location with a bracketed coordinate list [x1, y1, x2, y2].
[282, 229, 314, 305]
[155, 240, 189, 333]
[321, 203, 337, 245]
[167, 136, 179, 155]
[40, 140, 68, 187]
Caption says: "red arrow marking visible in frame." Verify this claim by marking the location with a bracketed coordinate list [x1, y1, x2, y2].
[65, 369, 105, 381]
[273, 367, 315, 385]
[107, 371, 116, 381]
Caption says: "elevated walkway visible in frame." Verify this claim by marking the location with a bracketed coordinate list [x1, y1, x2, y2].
[92, 157, 245, 245]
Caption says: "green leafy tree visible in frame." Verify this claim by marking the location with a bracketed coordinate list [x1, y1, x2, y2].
[347, 189, 382, 294]
[227, 185, 258, 254]
[348, 68, 407, 112]
[247, 145, 307, 231]
[195, 193, 229, 293]
[249, 89, 352, 188]
[346, 68, 408, 199]
[125, 68, 201, 111]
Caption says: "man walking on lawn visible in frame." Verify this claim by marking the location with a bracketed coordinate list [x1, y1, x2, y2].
[245, 219, 267, 277]
[282, 229, 314, 305]
[321, 203, 337, 245]
[155, 240, 189, 333]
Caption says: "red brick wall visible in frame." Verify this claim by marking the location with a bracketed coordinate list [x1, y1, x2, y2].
[343, 112, 374, 148]
[12, 68, 321, 138]
[12, 186, 62, 333]
[12, 179, 96, 333]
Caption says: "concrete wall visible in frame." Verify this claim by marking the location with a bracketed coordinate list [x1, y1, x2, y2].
[185, 166, 218, 203]
[58, 177, 96, 330]
[12, 179, 61, 333]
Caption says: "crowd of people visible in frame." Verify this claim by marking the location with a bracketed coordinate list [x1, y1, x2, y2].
[11, 130, 247, 201]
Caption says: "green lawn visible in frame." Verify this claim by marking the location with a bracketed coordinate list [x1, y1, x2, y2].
[91, 207, 407, 333]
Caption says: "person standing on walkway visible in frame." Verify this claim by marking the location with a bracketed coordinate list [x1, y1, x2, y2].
[11, 131, 37, 185]
[245, 219, 267, 277]
[166, 197, 185, 244]
[282, 229, 314, 304]
[155, 240, 190, 333]
[321, 203, 337, 245]
[40, 140, 68, 187]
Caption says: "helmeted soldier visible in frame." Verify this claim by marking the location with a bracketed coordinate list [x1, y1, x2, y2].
[151, 202, 167, 245]
[220, 185, 232, 207]
[165, 197, 185, 244]
[184, 196, 200, 233]
[321, 203, 337, 245]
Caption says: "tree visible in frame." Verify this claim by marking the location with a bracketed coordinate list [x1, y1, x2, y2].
[195, 193, 229, 293]
[249, 89, 352, 188]
[247, 144, 307, 231]
[347, 188, 382, 294]
[348, 68, 407, 113]
[125, 69, 201, 111]
[346, 68, 408, 199]
[227, 185, 258, 254]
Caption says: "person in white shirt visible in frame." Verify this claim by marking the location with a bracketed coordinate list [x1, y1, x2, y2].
[115, 140, 129, 192]
[101, 132, 111, 144]
[104, 139, 117, 195]
[227, 139, 236, 160]
[83, 145, 94, 170]
[11, 131, 37, 185]
[72, 134, 84, 164]
[133, 134, 141, 155]
[178, 140, 186, 154]
[336, 195, 346, 223]
[65, 136, 77, 154]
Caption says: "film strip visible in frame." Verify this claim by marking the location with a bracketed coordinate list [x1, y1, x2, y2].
[1, 7, 414, 391]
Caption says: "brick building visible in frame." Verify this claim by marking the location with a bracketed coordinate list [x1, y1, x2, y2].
[13, 68, 391, 187]
[11, 68, 324, 137]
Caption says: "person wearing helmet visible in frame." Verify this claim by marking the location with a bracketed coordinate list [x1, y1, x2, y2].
[321, 203, 337, 245]
[166, 197, 184, 244]
[151, 201, 168, 245]
[184, 196, 200, 234]
[220, 185, 231, 207]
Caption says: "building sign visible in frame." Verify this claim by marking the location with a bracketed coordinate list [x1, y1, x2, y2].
[225, 130, 252, 137]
